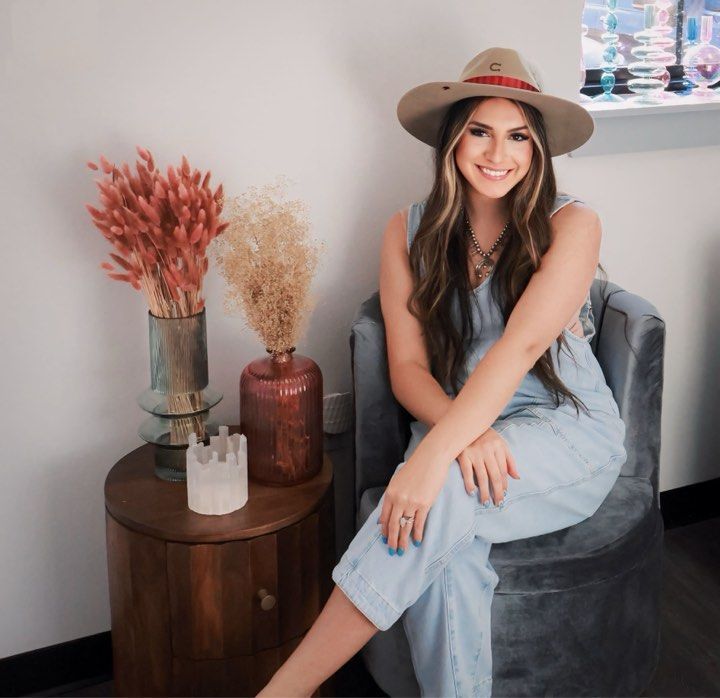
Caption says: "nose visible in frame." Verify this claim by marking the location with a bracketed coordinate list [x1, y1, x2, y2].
[485, 136, 507, 164]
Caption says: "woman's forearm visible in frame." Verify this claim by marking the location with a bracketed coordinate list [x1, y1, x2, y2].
[390, 362, 453, 429]
[412, 337, 537, 467]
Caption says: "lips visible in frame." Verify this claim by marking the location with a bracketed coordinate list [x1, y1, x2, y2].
[476, 165, 512, 181]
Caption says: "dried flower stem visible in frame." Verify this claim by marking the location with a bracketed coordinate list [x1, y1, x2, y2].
[86, 146, 227, 318]
[210, 176, 325, 353]
[86, 147, 228, 441]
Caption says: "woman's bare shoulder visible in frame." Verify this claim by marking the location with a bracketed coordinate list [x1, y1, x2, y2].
[550, 199, 600, 237]
[382, 206, 412, 253]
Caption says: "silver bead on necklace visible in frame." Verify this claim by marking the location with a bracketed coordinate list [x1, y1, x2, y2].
[463, 208, 510, 281]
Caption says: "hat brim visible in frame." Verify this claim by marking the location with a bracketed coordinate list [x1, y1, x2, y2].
[397, 81, 594, 156]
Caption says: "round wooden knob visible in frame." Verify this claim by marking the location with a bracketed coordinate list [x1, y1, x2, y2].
[257, 588, 276, 611]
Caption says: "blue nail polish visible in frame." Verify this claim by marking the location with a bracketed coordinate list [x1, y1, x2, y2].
[382, 535, 388, 544]
[413, 538, 422, 547]
[483, 499, 491, 508]
[397, 548, 404, 556]
[503, 489, 508, 497]
[388, 547, 395, 556]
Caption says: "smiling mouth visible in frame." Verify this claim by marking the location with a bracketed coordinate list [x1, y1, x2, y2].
[476, 165, 513, 180]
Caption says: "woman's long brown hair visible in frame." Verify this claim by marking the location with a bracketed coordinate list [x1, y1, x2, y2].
[406, 96, 609, 417]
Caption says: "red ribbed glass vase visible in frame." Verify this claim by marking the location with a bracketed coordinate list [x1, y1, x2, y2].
[240, 346, 323, 486]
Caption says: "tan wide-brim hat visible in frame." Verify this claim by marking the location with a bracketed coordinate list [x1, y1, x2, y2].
[397, 46, 594, 157]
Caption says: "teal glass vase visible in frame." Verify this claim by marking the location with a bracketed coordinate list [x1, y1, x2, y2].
[137, 308, 223, 481]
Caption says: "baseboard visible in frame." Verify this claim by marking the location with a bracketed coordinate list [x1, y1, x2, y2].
[660, 476, 720, 529]
[0, 631, 111, 697]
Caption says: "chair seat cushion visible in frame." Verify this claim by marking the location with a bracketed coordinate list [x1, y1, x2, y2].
[357, 474, 656, 592]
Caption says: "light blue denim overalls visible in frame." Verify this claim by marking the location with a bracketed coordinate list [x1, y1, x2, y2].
[332, 193, 628, 697]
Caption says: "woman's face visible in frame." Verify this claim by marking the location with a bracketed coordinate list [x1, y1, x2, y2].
[454, 97, 534, 199]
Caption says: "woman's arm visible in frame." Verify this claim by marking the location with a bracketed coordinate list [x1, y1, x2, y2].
[390, 362, 452, 428]
[379, 208, 452, 428]
[412, 203, 602, 468]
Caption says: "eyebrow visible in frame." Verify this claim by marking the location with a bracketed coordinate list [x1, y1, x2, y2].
[468, 120, 529, 132]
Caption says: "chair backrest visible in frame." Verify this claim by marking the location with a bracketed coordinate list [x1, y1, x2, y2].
[349, 278, 666, 518]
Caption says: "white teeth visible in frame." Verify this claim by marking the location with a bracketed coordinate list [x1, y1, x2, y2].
[480, 167, 509, 176]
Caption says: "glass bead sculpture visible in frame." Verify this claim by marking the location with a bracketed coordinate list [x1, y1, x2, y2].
[682, 14, 720, 97]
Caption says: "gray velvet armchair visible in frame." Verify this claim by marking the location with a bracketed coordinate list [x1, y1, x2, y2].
[349, 279, 665, 697]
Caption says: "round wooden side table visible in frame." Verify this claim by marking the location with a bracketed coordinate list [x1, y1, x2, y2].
[104, 427, 335, 697]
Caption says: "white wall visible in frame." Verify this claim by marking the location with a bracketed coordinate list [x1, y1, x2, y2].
[1, 0, 717, 659]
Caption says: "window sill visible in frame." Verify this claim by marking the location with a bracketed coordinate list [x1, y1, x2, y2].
[568, 91, 720, 157]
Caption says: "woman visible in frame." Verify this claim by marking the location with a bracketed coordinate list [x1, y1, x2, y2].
[258, 46, 627, 698]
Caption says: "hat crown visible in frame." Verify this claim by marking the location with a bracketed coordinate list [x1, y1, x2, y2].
[459, 47, 543, 92]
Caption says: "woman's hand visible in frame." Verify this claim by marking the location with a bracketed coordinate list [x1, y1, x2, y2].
[377, 454, 452, 554]
[457, 427, 520, 506]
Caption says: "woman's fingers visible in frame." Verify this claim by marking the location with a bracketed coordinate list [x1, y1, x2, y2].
[506, 447, 521, 479]
[411, 507, 427, 546]
[386, 501, 405, 554]
[377, 493, 391, 542]
[380, 494, 426, 553]
[495, 445, 508, 492]
[483, 451, 505, 504]
[457, 453, 477, 495]
[396, 510, 413, 553]
[474, 458, 491, 506]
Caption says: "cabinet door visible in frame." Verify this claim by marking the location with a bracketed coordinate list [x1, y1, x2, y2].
[167, 508, 328, 658]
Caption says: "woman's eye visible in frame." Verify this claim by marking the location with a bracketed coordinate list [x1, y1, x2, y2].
[469, 128, 528, 142]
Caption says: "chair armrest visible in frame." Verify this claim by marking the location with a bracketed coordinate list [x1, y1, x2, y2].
[350, 292, 412, 515]
[590, 279, 666, 504]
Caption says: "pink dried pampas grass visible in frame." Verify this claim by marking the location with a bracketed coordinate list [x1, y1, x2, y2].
[85, 146, 228, 318]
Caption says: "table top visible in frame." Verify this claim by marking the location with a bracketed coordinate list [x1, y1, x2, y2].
[104, 427, 333, 543]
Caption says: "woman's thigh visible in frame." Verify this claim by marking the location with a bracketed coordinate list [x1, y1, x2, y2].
[405, 411, 624, 551]
[331, 413, 622, 630]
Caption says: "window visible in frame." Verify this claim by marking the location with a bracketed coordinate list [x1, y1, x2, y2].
[580, 0, 720, 97]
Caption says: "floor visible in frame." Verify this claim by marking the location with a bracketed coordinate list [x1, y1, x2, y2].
[38, 516, 720, 697]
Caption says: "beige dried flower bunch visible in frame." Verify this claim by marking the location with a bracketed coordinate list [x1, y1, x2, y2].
[211, 177, 325, 354]
[85, 146, 228, 318]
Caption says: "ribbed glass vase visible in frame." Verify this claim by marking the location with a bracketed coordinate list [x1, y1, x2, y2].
[239, 347, 323, 486]
[137, 308, 223, 481]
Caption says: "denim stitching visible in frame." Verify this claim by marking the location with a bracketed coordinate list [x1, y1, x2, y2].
[474, 451, 624, 514]
[525, 405, 597, 470]
[443, 565, 463, 696]
[493, 408, 593, 470]
[470, 579, 491, 694]
[335, 579, 388, 631]
[348, 565, 403, 619]
[470, 644, 484, 697]
[474, 674, 493, 697]
[349, 528, 383, 568]
[424, 521, 477, 576]
[588, 404, 622, 419]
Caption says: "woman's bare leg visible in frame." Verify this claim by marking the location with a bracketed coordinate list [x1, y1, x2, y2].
[256, 584, 379, 697]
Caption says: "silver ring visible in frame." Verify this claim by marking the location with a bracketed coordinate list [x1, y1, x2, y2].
[399, 515, 415, 528]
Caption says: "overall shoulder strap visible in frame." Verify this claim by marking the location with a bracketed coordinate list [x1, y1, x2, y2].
[551, 191, 585, 216]
[406, 199, 428, 252]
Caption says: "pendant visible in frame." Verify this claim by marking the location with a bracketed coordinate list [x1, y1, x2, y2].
[474, 258, 493, 280]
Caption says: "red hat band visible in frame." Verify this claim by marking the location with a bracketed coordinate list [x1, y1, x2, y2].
[462, 75, 540, 93]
